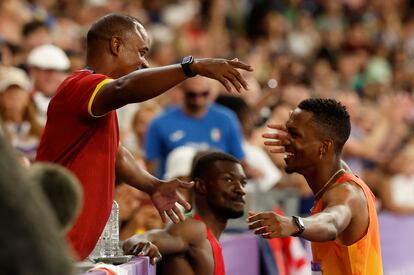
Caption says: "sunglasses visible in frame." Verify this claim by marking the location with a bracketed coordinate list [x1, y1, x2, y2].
[185, 90, 209, 98]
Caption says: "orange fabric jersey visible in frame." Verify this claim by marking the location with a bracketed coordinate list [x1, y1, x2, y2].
[310, 173, 383, 275]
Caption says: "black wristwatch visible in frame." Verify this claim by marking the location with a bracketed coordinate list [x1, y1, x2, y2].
[181, 56, 197, 77]
[292, 216, 305, 237]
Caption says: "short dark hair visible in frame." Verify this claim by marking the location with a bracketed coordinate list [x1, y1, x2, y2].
[86, 13, 140, 51]
[298, 98, 351, 153]
[22, 21, 49, 37]
[191, 151, 240, 180]
[215, 95, 252, 122]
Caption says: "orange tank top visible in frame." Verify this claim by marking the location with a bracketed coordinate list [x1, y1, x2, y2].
[310, 173, 383, 275]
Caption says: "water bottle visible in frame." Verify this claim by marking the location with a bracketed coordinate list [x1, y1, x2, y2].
[101, 218, 112, 257]
[110, 200, 120, 256]
[87, 200, 120, 259]
[88, 235, 101, 260]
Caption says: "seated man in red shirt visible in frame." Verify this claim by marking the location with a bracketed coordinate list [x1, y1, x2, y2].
[122, 151, 247, 275]
[36, 13, 252, 259]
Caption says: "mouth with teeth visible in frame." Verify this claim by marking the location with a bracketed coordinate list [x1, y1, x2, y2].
[284, 152, 295, 160]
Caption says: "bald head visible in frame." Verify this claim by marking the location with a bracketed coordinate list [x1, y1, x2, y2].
[86, 13, 150, 77]
[86, 13, 142, 56]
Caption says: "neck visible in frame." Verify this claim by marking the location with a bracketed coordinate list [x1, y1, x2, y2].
[182, 105, 208, 118]
[305, 158, 343, 199]
[86, 56, 117, 78]
[194, 204, 227, 239]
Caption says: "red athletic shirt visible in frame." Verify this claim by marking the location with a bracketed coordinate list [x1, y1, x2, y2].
[192, 214, 225, 275]
[36, 69, 119, 260]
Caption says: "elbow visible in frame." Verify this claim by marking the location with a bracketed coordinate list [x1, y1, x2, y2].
[324, 216, 340, 241]
[325, 229, 338, 241]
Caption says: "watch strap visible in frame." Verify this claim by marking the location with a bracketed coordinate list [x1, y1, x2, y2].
[292, 215, 305, 237]
[181, 56, 197, 77]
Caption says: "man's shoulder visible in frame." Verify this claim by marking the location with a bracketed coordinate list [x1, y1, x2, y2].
[55, 70, 108, 97]
[167, 216, 207, 242]
[72, 70, 108, 86]
[149, 106, 182, 126]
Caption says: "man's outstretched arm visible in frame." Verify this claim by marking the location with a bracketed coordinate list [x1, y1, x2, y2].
[91, 58, 253, 116]
[248, 183, 366, 242]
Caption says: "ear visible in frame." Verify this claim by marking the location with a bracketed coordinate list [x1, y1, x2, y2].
[321, 140, 334, 154]
[109, 36, 122, 56]
[194, 178, 208, 195]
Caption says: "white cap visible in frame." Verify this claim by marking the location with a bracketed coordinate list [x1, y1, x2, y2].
[164, 146, 197, 179]
[0, 67, 31, 92]
[27, 44, 70, 71]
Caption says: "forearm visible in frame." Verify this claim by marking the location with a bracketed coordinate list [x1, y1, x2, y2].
[116, 145, 160, 194]
[124, 229, 188, 255]
[300, 208, 350, 242]
[112, 65, 187, 106]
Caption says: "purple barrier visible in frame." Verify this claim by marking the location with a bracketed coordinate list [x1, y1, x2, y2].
[82, 233, 260, 275]
[379, 212, 414, 274]
[220, 232, 260, 275]
[83, 256, 155, 275]
[120, 257, 156, 275]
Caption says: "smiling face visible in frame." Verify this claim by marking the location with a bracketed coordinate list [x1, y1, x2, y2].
[284, 108, 324, 174]
[115, 22, 150, 77]
[204, 160, 247, 219]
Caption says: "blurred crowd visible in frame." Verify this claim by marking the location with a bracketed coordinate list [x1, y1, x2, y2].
[1, 0, 414, 242]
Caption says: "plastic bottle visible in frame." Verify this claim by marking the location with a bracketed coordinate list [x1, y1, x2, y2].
[87, 200, 120, 259]
[110, 200, 120, 256]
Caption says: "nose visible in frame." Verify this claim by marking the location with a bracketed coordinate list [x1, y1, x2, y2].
[141, 58, 149, 69]
[234, 182, 246, 196]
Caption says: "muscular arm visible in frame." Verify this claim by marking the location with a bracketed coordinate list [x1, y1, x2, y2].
[123, 228, 189, 256]
[248, 183, 367, 243]
[300, 186, 354, 241]
[123, 219, 205, 256]
[92, 59, 252, 116]
[92, 65, 187, 116]
[116, 145, 158, 194]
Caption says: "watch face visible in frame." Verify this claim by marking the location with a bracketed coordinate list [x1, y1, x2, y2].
[297, 217, 305, 227]
[293, 216, 305, 236]
[183, 56, 193, 64]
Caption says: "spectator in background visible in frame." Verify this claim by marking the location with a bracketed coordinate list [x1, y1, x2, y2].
[164, 145, 198, 203]
[115, 183, 146, 240]
[0, 66, 42, 161]
[248, 98, 383, 275]
[35, 13, 252, 260]
[215, 95, 282, 192]
[145, 76, 246, 178]
[377, 135, 414, 214]
[123, 151, 247, 273]
[27, 44, 70, 124]
[122, 101, 162, 165]
[22, 20, 51, 51]
[120, 197, 165, 240]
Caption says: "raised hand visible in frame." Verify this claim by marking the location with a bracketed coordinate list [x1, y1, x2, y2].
[122, 239, 162, 265]
[191, 58, 253, 93]
[262, 124, 290, 154]
[150, 179, 194, 223]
